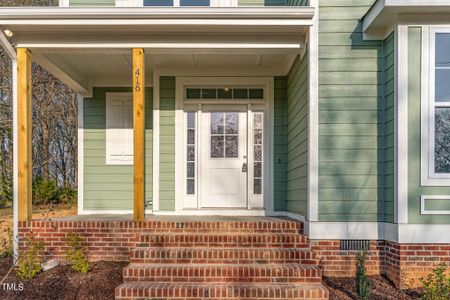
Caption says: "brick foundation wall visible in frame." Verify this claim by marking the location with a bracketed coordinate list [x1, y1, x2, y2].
[310, 240, 385, 277]
[311, 240, 450, 288]
[18, 220, 450, 289]
[18, 220, 150, 261]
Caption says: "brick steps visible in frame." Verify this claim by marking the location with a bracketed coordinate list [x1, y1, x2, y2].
[138, 233, 309, 248]
[130, 247, 318, 265]
[115, 218, 328, 299]
[115, 282, 328, 300]
[123, 263, 322, 283]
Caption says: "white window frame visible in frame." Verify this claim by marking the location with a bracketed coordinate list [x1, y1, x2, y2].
[421, 26, 450, 186]
[105, 92, 134, 165]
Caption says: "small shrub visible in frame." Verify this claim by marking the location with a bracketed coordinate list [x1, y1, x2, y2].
[356, 251, 372, 300]
[15, 239, 45, 280]
[65, 233, 89, 274]
[57, 186, 77, 207]
[0, 177, 12, 208]
[0, 227, 13, 258]
[420, 263, 450, 300]
[32, 177, 57, 205]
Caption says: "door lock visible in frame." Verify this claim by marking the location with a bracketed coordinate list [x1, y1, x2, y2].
[242, 162, 248, 173]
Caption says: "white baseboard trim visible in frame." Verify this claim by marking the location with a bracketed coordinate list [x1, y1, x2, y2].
[153, 209, 267, 216]
[78, 209, 153, 215]
[308, 221, 450, 243]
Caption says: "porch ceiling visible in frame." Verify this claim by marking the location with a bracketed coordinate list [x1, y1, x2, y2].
[0, 7, 312, 96]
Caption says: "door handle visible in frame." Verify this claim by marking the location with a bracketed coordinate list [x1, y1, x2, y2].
[242, 162, 248, 173]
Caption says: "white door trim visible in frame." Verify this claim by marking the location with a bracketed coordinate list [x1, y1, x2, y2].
[174, 76, 274, 213]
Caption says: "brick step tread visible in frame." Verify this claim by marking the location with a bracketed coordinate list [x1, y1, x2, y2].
[130, 247, 317, 265]
[139, 233, 309, 248]
[131, 219, 301, 233]
[115, 282, 328, 300]
[123, 264, 322, 284]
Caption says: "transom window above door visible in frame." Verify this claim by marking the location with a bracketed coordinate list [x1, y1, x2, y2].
[144, 0, 210, 6]
[185, 87, 265, 100]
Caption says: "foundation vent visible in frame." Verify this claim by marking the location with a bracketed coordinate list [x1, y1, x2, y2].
[340, 240, 370, 251]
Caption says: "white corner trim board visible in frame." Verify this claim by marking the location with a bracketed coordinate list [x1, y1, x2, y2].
[308, 0, 319, 222]
[152, 71, 160, 212]
[77, 95, 84, 216]
[396, 25, 408, 224]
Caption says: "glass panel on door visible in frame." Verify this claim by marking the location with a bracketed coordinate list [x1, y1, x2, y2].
[210, 112, 239, 158]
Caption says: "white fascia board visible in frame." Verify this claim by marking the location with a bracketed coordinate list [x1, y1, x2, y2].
[0, 7, 314, 20]
[363, 0, 450, 40]
[0, 31, 16, 60]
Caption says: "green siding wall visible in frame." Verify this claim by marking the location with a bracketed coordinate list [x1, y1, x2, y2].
[159, 77, 176, 211]
[383, 32, 395, 223]
[407, 28, 450, 224]
[238, 0, 308, 5]
[83, 87, 153, 211]
[69, 0, 115, 6]
[286, 51, 309, 216]
[274, 78, 287, 211]
[287, 0, 308, 5]
[238, 0, 287, 5]
[318, 0, 386, 222]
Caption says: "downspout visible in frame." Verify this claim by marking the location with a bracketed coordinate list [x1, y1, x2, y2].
[0, 30, 19, 263]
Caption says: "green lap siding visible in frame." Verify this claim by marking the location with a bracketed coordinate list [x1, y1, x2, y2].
[286, 51, 309, 217]
[159, 77, 176, 211]
[318, 0, 386, 222]
[287, 0, 309, 6]
[83, 87, 153, 211]
[383, 32, 395, 222]
[238, 0, 287, 5]
[274, 78, 287, 211]
[69, 0, 114, 6]
[407, 28, 450, 224]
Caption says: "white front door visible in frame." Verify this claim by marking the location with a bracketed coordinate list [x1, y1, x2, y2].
[201, 105, 248, 208]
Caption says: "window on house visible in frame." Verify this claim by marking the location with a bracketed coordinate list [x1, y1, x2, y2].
[105, 93, 133, 165]
[144, 0, 210, 6]
[433, 33, 450, 174]
[186, 112, 196, 194]
[144, 0, 173, 5]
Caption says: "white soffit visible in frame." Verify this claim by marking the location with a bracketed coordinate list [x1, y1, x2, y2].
[32, 51, 297, 96]
[363, 0, 450, 40]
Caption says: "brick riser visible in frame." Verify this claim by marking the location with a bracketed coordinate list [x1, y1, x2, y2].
[115, 219, 328, 300]
[116, 283, 329, 300]
[138, 233, 310, 248]
[123, 264, 322, 283]
[130, 248, 318, 265]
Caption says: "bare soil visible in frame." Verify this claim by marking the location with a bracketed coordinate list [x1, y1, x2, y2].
[0, 204, 77, 240]
[0, 258, 126, 300]
[323, 275, 423, 300]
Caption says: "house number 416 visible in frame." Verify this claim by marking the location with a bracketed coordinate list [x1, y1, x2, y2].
[135, 68, 141, 92]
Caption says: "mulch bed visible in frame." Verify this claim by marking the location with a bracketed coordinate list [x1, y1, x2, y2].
[0, 258, 127, 300]
[0, 257, 425, 300]
[323, 275, 423, 300]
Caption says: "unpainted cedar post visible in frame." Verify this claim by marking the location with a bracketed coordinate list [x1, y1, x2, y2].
[17, 48, 32, 222]
[132, 48, 145, 221]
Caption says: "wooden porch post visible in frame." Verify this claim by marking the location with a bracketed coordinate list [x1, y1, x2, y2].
[17, 48, 32, 221]
[133, 48, 145, 221]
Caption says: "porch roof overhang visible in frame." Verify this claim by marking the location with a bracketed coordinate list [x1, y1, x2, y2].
[363, 0, 450, 40]
[0, 7, 314, 96]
